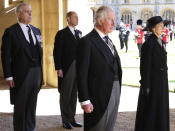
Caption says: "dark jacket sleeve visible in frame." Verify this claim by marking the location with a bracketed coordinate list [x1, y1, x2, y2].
[53, 31, 63, 70]
[76, 37, 91, 102]
[1, 28, 13, 78]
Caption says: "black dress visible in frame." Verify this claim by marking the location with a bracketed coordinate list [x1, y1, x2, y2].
[135, 34, 169, 131]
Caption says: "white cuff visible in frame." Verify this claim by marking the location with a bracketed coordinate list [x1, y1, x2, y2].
[80, 100, 91, 106]
[6, 77, 13, 81]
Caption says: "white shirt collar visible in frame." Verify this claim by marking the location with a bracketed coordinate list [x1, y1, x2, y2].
[18, 22, 30, 29]
[18, 22, 36, 44]
[68, 25, 76, 35]
[94, 27, 106, 39]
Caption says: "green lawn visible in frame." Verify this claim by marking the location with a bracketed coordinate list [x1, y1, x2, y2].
[110, 30, 175, 92]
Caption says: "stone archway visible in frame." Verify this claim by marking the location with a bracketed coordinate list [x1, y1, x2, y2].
[161, 9, 175, 23]
[140, 8, 153, 23]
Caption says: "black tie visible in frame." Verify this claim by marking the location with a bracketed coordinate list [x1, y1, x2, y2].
[26, 25, 35, 46]
[74, 29, 80, 40]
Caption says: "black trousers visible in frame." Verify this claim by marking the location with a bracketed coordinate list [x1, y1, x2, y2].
[137, 44, 142, 57]
[13, 67, 42, 131]
[124, 37, 128, 52]
[119, 34, 124, 49]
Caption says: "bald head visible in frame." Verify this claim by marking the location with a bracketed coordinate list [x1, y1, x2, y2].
[66, 11, 78, 27]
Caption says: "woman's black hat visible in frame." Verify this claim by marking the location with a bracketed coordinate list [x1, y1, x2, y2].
[143, 16, 163, 31]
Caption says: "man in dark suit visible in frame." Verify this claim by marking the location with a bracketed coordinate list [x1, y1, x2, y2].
[53, 11, 82, 129]
[1, 3, 42, 131]
[76, 6, 122, 131]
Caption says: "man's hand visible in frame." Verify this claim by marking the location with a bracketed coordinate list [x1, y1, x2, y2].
[82, 103, 94, 113]
[6, 80, 15, 88]
[57, 69, 63, 78]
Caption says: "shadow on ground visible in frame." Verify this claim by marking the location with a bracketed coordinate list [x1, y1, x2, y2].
[0, 109, 175, 131]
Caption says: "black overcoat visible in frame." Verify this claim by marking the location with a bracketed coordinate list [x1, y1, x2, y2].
[135, 34, 169, 131]
[76, 29, 122, 131]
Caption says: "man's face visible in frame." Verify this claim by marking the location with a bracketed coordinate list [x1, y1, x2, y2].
[18, 5, 32, 24]
[100, 10, 115, 34]
[68, 12, 78, 27]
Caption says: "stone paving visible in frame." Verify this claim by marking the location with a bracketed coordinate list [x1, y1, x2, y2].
[0, 110, 175, 131]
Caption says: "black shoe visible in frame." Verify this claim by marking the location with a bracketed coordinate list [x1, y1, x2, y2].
[63, 122, 73, 130]
[70, 121, 83, 127]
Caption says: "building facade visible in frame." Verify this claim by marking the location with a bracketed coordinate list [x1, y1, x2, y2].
[87, 0, 175, 29]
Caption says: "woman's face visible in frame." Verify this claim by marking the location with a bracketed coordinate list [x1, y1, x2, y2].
[152, 22, 164, 37]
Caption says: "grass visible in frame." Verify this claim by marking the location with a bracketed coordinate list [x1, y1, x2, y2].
[110, 30, 175, 92]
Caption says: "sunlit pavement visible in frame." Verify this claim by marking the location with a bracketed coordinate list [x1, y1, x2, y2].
[0, 86, 175, 116]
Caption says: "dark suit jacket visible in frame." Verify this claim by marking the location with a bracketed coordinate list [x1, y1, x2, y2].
[76, 29, 122, 130]
[53, 26, 81, 89]
[1, 23, 43, 104]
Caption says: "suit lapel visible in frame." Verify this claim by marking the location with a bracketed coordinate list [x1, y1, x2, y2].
[90, 29, 114, 71]
[30, 25, 42, 58]
[15, 23, 32, 58]
[65, 26, 78, 44]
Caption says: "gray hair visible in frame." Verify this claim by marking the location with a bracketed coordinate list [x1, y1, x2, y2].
[15, 3, 30, 14]
[94, 6, 114, 26]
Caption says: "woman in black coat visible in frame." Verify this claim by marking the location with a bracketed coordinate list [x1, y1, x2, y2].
[135, 16, 169, 131]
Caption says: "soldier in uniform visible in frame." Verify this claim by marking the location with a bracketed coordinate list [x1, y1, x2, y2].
[135, 19, 144, 57]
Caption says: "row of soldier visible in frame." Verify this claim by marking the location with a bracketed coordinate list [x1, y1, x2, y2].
[118, 18, 174, 57]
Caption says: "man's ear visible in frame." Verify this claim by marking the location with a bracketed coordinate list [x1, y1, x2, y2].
[67, 17, 70, 23]
[97, 18, 103, 26]
[17, 12, 20, 19]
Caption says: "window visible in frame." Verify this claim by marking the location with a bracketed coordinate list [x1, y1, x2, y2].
[121, 11, 132, 24]
[165, 0, 172, 2]
[143, 0, 151, 2]
[162, 10, 175, 23]
[141, 10, 153, 23]
[124, 0, 129, 3]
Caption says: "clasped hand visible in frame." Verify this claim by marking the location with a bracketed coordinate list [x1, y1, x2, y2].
[82, 103, 94, 113]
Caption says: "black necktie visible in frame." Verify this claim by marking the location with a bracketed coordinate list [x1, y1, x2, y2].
[26, 25, 35, 46]
[74, 29, 80, 40]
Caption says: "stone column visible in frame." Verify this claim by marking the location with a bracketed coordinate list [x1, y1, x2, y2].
[0, 0, 5, 9]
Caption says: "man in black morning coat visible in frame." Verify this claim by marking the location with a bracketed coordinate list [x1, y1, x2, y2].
[1, 3, 42, 131]
[76, 6, 122, 131]
[53, 11, 82, 129]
